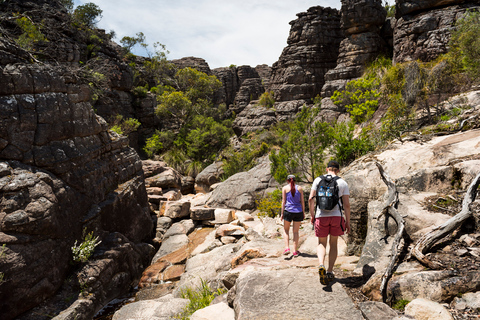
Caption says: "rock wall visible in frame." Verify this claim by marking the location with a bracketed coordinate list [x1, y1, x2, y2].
[393, 0, 480, 64]
[269, 6, 343, 102]
[321, 0, 387, 97]
[0, 36, 153, 320]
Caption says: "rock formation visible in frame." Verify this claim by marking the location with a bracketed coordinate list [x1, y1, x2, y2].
[321, 0, 387, 97]
[393, 0, 480, 64]
[269, 6, 343, 102]
[0, 2, 153, 319]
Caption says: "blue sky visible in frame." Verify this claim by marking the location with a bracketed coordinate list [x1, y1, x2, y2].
[74, 1, 393, 69]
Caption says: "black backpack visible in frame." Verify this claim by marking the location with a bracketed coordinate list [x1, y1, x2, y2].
[316, 175, 342, 211]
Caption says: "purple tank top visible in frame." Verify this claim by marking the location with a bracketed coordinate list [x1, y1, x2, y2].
[285, 185, 302, 213]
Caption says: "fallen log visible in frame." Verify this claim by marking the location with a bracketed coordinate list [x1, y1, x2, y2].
[411, 172, 480, 269]
[375, 162, 406, 303]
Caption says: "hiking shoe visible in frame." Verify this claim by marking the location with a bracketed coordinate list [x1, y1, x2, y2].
[326, 272, 335, 283]
[292, 251, 300, 257]
[318, 265, 328, 285]
[283, 248, 291, 255]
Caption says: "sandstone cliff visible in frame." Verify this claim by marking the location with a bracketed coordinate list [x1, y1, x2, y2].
[0, 1, 154, 319]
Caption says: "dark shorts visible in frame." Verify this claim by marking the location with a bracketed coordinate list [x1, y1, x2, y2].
[284, 210, 304, 222]
[314, 216, 345, 237]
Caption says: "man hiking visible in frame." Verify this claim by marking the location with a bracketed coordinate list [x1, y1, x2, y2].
[308, 160, 351, 285]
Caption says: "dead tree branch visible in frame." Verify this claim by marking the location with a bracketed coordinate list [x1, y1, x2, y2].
[411, 172, 480, 269]
[375, 162, 406, 303]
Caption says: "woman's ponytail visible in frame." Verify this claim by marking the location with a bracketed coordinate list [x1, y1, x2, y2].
[287, 175, 296, 197]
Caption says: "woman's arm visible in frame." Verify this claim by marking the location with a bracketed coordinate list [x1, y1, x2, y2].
[281, 186, 287, 220]
[299, 186, 305, 218]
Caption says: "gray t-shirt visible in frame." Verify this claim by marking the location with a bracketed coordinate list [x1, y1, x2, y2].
[311, 175, 349, 218]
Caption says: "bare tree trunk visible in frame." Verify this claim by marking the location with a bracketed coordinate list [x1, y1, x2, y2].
[375, 162, 406, 303]
[411, 172, 480, 269]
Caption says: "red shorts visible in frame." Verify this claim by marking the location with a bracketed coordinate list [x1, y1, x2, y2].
[314, 216, 345, 238]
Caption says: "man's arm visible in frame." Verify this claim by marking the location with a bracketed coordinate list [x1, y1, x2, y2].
[308, 188, 316, 224]
[342, 194, 351, 234]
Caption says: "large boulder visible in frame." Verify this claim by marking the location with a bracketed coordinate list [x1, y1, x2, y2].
[206, 156, 279, 210]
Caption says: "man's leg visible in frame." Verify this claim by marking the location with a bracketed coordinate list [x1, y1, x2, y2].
[317, 236, 328, 284]
[327, 235, 339, 272]
[317, 236, 328, 266]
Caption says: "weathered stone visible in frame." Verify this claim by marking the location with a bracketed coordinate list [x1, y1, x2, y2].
[112, 294, 189, 320]
[145, 168, 182, 189]
[190, 302, 235, 320]
[358, 301, 399, 320]
[233, 268, 364, 320]
[404, 298, 454, 320]
[393, 4, 479, 64]
[206, 156, 279, 210]
[269, 6, 343, 102]
[164, 201, 191, 219]
[215, 224, 246, 238]
[463, 292, 480, 311]
[195, 161, 224, 193]
[190, 207, 215, 221]
[163, 219, 195, 240]
[221, 236, 238, 245]
[162, 264, 185, 282]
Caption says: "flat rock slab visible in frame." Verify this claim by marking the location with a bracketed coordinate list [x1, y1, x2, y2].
[233, 268, 364, 320]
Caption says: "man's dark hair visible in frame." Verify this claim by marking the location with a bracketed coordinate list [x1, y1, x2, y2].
[327, 160, 340, 169]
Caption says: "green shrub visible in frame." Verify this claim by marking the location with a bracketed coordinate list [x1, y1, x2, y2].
[72, 230, 101, 263]
[132, 86, 148, 98]
[258, 91, 275, 108]
[330, 121, 375, 166]
[221, 138, 270, 180]
[256, 189, 282, 218]
[331, 77, 381, 124]
[392, 299, 410, 311]
[14, 15, 48, 50]
[109, 115, 141, 136]
[448, 10, 480, 79]
[174, 280, 226, 320]
[143, 133, 163, 157]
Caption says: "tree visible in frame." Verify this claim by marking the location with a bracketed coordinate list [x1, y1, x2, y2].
[60, 0, 74, 13]
[120, 32, 146, 53]
[448, 10, 480, 79]
[155, 67, 222, 126]
[73, 2, 103, 28]
[270, 106, 332, 183]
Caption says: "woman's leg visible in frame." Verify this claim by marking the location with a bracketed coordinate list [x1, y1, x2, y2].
[292, 220, 301, 252]
[283, 220, 291, 250]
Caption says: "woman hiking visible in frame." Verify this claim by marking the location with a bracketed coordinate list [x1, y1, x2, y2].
[281, 174, 305, 257]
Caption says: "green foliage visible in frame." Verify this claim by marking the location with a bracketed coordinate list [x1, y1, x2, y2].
[60, 0, 74, 13]
[448, 10, 480, 79]
[221, 135, 271, 180]
[384, 3, 395, 18]
[331, 77, 380, 124]
[109, 115, 141, 136]
[132, 86, 148, 98]
[14, 15, 48, 50]
[71, 230, 101, 264]
[392, 299, 410, 311]
[183, 116, 232, 162]
[175, 280, 226, 320]
[258, 91, 275, 108]
[257, 189, 282, 218]
[120, 32, 146, 54]
[72, 2, 103, 28]
[379, 93, 415, 142]
[330, 121, 375, 166]
[270, 106, 331, 183]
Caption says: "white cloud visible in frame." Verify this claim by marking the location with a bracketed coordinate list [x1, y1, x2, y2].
[73, 0, 390, 69]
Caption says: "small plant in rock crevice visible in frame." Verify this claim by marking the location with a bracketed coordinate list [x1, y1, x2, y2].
[71, 230, 101, 264]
